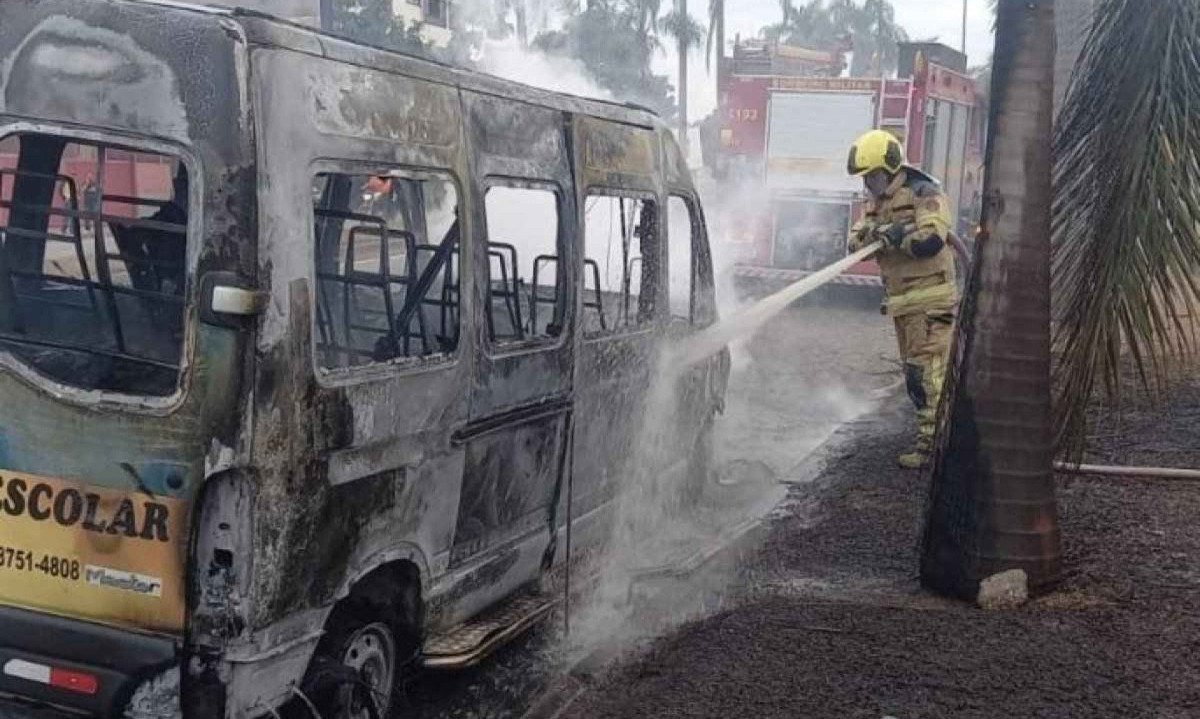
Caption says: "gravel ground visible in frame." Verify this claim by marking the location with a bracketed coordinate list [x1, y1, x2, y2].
[563, 374, 1200, 718]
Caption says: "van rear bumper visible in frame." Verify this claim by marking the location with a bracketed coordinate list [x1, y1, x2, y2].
[0, 606, 177, 717]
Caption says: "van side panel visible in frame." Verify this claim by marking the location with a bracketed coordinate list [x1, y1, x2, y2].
[246, 46, 470, 628]
[568, 116, 665, 549]
[428, 92, 576, 625]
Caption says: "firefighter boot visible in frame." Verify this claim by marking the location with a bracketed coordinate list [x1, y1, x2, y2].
[897, 412, 933, 468]
[898, 361, 938, 469]
[898, 401, 936, 468]
[897, 442, 930, 469]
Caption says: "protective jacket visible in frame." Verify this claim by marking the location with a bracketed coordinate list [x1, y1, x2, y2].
[848, 167, 958, 317]
[848, 167, 959, 457]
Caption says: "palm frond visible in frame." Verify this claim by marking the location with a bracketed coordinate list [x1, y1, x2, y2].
[661, 7, 705, 52]
[778, 0, 794, 26]
[1051, 0, 1200, 458]
[704, 0, 722, 70]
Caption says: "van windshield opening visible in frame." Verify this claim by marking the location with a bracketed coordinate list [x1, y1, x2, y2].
[0, 133, 190, 396]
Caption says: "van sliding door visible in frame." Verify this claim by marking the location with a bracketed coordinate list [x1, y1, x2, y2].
[444, 92, 577, 620]
[568, 116, 666, 552]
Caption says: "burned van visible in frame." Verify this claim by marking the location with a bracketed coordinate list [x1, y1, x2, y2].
[0, 1, 726, 717]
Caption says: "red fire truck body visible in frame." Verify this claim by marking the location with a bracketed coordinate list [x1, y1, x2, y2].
[717, 42, 984, 288]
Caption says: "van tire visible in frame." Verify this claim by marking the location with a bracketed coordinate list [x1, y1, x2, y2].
[298, 572, 419, 719]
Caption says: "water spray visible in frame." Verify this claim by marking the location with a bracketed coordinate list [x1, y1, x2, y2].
[670, 241, 884, 369]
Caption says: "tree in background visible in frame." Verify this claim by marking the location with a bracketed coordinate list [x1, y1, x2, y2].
[765, 0, 906, 77]
[829, 0, 905, 76]
[324, 0, 433, 57]
[492, 0, 558, 46]
[662, 1, 705, 144]
[324, 0, 483, 66]
[326, 0, 685, 125]
[765, 0, 838, 48]
[532, 0, 677, 118]
[706, 0, 725, 78]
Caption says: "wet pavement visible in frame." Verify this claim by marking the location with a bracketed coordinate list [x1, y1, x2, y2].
[396, 300, 898, 719]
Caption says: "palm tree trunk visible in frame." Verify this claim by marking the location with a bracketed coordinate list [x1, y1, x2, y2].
[515, 0, 529, 46]
[920, 0, 1062, 600]
[714, 0, 725, 85]
[678, 0, 689, 155]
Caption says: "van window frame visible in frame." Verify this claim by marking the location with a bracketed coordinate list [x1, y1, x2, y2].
[667, 192, 703, 325]
[580, 186, 662, 341]
[672, 189, 718, 329]
[481, 176, 571, 358]
[0, 120, 201, 412]
[307, 159, 466, 385]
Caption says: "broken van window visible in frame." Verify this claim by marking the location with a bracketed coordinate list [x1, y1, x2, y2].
[582, 194, 658, 336]
[484, 185, 564, 344]
[668, 196, 697, 322]
[0, 132, 189, 396]
[312, 170, 460, 370]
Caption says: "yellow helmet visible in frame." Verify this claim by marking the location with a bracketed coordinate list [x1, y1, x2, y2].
[846, 129, 904, 176]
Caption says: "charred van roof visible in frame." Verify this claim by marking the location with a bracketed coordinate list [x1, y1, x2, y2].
[234, 9, 663, 128]
[129, 0, 665, 132]
[133, 0, 234, 16]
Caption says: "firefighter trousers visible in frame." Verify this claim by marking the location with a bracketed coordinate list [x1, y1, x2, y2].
[893, 309, 955, 450]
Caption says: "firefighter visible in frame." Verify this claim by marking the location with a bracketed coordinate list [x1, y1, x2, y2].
[846, 129, 958, 469]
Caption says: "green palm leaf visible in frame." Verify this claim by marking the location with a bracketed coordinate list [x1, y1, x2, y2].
[1051, 0, 1200, 458]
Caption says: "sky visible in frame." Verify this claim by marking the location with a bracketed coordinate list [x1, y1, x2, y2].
[650, 0, 996, 120]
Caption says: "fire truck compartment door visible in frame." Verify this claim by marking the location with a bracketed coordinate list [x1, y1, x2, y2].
[765, 91, 877, 194]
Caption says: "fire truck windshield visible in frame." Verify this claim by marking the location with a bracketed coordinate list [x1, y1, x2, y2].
[0, 132, 190, 397]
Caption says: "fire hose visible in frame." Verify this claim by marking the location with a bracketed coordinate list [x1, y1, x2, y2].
[948, 231, 973, 266]
[1053, 462, 1200, 481]
[673, 240, 885, 369]
[673, 232, 970, 371]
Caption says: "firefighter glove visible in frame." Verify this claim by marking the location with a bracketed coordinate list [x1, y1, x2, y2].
[874, 223, 909, 249]
[848, 219, 876, 252]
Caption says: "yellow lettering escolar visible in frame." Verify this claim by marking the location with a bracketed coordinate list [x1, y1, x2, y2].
[0, 475, 170, 543]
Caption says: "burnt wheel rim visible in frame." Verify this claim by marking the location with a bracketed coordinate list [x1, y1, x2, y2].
[338, 621, 395, 719]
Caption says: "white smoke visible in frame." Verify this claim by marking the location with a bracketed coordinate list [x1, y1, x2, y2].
[695, 173, 773, 372]
[477, 38, 612, 101]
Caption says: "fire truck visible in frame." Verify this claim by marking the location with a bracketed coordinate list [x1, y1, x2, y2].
[713, 40, 984, 288]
